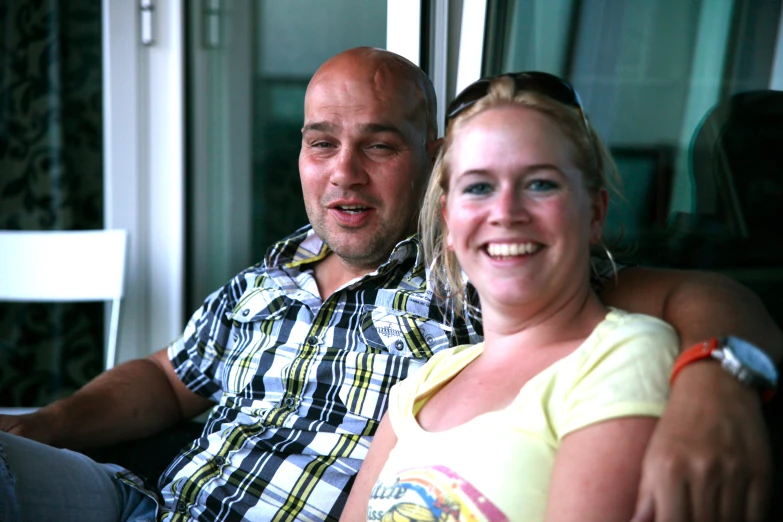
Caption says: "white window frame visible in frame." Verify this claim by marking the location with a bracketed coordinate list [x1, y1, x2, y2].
[388, 0, 488, 138]
[455, 0, 487, 95]
[386, 0, 422, 66]
[103, 0, 482, 360]
[103, 0, 185, 361]
[771, 5, 783, 90]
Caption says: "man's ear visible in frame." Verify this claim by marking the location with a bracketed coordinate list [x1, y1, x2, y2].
[427, 138, 444, 167]
[590, 188, 609, 244]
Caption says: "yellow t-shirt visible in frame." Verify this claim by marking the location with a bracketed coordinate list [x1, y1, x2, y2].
[366, 309, 678, 522]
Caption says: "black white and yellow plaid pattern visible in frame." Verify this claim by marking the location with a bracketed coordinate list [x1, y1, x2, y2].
[143, 225, 479, 521]
[114, 225, 618, 521]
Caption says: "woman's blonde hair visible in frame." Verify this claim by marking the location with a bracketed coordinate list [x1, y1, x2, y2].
[420, 75, 621, 318]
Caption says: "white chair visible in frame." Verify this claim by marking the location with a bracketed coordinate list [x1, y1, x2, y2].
[0, 230, 128, 413]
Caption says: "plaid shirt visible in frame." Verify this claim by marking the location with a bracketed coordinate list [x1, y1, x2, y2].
[144, 225, 480, 521]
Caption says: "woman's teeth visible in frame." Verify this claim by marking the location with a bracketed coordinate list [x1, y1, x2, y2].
[486, 242, 540, 257]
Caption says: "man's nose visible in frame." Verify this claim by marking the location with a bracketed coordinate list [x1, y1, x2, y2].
[330, 148, 369, 187]
[489, 188, 531, 226]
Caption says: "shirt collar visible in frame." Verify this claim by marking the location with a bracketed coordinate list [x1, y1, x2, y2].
[264, 225, 424, 273]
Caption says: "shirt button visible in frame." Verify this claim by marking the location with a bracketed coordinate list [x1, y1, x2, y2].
[283, 397, 296, 408]
[394, 340, 405, 351]
[176, 501, 187, 513]
[425, 335, 434, 344]
[242, 309, 250, 316]
[214, 456, 225, 466]
[307, 335, 318, 345]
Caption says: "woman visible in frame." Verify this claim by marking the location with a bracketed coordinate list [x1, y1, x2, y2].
[340, 72, 678, 522]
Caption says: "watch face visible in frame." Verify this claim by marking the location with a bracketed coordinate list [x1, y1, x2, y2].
[725, 336, 779, 387]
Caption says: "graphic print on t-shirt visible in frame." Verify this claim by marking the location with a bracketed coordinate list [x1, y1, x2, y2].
[367, 465, 508, 521]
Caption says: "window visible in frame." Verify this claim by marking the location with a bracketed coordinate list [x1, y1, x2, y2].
[482, 0, 783, 325]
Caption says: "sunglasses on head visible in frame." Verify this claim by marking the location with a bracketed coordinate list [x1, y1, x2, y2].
[445, 71, 590, 132]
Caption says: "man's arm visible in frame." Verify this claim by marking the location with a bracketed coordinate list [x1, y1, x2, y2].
[601, 266, 783, 360]
[601, 266, 782, 522]
[0, 347, 214, 450]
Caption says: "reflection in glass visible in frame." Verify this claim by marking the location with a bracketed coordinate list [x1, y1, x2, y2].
[187, 0, 387, 313]
[0, 1, 104, 407]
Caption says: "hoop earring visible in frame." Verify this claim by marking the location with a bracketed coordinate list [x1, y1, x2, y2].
[602, 241, 619, 287]
[427, 246, 455, 297]
[427, 247, 462, 330]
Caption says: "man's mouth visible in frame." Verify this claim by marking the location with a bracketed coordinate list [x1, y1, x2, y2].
[485, 242, 542, 259]
[336, 205, 370, 214]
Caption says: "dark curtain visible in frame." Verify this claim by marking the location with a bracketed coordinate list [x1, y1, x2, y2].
[0, 0, 103, 406]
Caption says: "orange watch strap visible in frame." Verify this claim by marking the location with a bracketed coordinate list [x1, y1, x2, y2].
[669, 338, 720, 387]
[670, 337, 776, 402]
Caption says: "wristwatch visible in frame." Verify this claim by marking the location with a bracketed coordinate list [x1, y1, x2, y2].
[670, 336, 779, 401]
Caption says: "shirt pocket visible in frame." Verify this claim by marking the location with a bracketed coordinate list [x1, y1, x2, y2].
[359, 306, 451, 358]
[227, 286, 290, 324]
[222, 287, 291, 396]
[338, 307, 451, 422]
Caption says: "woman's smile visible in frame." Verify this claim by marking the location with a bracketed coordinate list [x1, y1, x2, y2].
[443, 105, 602, 312]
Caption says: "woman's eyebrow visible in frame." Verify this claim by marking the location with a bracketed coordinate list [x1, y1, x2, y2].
[457, 164, 564, 178]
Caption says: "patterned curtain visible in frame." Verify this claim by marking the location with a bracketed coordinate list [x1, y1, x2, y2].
[0, 0, 104, 406]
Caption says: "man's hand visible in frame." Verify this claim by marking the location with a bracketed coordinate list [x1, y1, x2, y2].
[0, 410, 59, 445]
[632, 362, 772, 522]
[0, 353, 212, 450]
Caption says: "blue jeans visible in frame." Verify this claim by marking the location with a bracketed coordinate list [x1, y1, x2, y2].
[0, 431, 157, 521]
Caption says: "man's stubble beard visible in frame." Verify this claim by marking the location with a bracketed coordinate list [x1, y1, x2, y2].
[307, 208, 418, 271]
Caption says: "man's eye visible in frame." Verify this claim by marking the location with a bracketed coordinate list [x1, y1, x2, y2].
[463, 182, 492, 195]
[312, 142, 334, 148]
[528, 179, 558, 191]
[368, 143, 393, 150]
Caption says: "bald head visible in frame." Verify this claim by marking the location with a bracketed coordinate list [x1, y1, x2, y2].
[299, 47, 442, 271]
[307, 47, 438, 141]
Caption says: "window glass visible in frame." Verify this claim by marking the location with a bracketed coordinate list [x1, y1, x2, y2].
[186, 0, 387, 313]
[0, 0, 104, 407]
[483, 0, 783, 325]
[252, 1, 388, 259]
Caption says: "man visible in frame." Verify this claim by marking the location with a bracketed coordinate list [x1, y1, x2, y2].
[0, 47, 780, 522]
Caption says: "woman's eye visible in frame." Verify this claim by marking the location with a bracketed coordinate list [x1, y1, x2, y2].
[463, 182, 492, 195]
[528, 179, 558, 191]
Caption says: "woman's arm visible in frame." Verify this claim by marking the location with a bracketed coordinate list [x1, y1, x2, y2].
[601, 266, 781, 522]
[545, 417, 658, 522]
[340, 413, 398, 522]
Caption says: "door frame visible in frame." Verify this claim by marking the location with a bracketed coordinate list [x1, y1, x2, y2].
[102, 0, 185, 360]
[102, 0, 487, 358]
